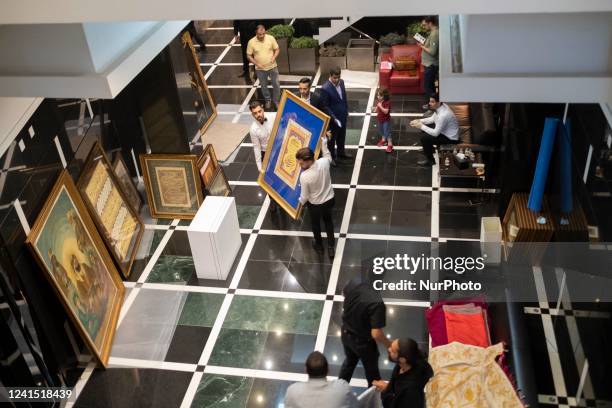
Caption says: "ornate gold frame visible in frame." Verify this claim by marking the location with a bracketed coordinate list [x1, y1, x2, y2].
[257, 90, 330, 219]
[25, 170, 124, 367]
[139, 153, 204, 219]
[196, 143, 219, 189]
[112, 151, 142, 212]
[182, 31, 217, 135]
[207, 167, 232, 197]
[77, 142, 144, 278]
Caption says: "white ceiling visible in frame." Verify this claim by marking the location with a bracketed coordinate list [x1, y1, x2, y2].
[2, 0, 612, 24]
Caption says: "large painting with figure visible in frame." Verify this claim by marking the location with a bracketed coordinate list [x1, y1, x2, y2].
[25, 170, 124, 367]
[182, 31, 217, 135]
[140, 154, 204, 219]
[258, 90, 330, 219]
[77, 142, 144, 278]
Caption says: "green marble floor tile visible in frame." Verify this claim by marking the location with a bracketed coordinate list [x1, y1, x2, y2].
[222, 296, 323, 335]
[345, 128, 362, 145]
[208, 328, 267, 368]
[178, 292, 225, 327]
[191, 374, 252, 408]
[149, 230, 169, 255]
[237, 205, 261, 229]
[146, 255, 194, 284]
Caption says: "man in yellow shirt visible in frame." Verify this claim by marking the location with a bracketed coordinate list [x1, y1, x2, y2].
[247, 25, 281, 110]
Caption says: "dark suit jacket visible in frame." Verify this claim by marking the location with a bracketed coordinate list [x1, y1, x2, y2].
[320, 79, 349, 128]
[294, 90, 324, 112]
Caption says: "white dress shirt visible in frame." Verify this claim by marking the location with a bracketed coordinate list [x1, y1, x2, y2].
[284, 378, 358, 408]
[249, 112, 275, 171]
[420, 103, 459, 140]
[298, 137, 334, 205]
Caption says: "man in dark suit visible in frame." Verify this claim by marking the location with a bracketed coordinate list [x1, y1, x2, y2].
[320, 67, 352, 160]
[297, 77, 323, 110]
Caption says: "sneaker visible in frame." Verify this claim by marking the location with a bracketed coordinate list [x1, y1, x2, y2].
[385, 145, 394, 153]
[376, 139, 387, 147]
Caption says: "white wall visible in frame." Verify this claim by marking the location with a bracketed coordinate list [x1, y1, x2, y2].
[83, 21, 160, 73]
[461, 12, 612, 75]
[0, 24, 94, 75]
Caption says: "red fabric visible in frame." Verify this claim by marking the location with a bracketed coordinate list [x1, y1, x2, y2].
[426, 298, 489, 348]
[444, 310, 490, 348]
[376, 100, 391, 123]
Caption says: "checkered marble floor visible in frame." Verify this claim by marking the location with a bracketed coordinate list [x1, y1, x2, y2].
[69, 21, 612, 408]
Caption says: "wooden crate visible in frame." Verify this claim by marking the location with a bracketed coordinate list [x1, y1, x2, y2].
[502, 193, 554, 265]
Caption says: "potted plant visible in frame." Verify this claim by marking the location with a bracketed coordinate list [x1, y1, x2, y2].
[378, 32, 406, 57]
[289, 36, 319, 74]
[319, 44, 346, 76]
[346, 38, 376, 72]
[406, 21, 426, 45]
[267, 24, 294, 74]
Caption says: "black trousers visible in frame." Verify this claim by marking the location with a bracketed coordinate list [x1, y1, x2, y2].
[239, 32, 250, 73]
[338, 330, 381, 387]
[420, 133, 459, 163]
[307, 197, 335, 246]
[328, 125, 347, 158]
[423, 64, 439, 100]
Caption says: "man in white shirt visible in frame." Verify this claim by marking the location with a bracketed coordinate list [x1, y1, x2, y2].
[410, 94, 460, 167]
[249, 100, 277, 211]
[285, 351, 358, 408]
[296, 135, 335, 257]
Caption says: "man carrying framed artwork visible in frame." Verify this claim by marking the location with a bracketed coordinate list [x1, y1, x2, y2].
[249, 100, 277, 212]
[296, 134, 335, 258]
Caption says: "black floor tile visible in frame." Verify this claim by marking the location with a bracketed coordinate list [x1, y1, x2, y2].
[341, 238, 388, 267]
[161, 231, 192, 257]
[75, 368, 192, 408]
[238, 260, 291, 291]
[164, 325, 211, 364]
[202, 30, 234, 44]
[523, 315, 557, 396]
[232, 185, 266, 206]
[576, 317, 612, 400]
[239, 163, 259, 181]
[210, 87, 252, 104]
[348, 209, 391, 235]
[198, 46, 225, 63]
[331, 161, 355, 184]
[223, 162, 246, 181]
[283, 262, 330, 293]
[290, 236, 334, 265]
[389, 210, 431, 236]
[345, 89, 371, 113]
[394, 166, 432, 187]
[260, 207, 303, 231]
[207, 66, 254, 86]
[250, 235, 297, 262]
[219, 46, 247, 63]
[391, 191, 432, 212]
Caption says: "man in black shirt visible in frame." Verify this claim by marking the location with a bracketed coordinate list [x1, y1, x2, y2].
[373, 338, 433, 408]
[339, 277, 391, 387]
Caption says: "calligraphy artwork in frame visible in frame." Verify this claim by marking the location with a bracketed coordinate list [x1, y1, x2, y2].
[196, 143, 219, 190]
[140, 154, 204, 219]
[257, 90, 330, 219]
[26, 170, 124, 367]
[112, 151, 142, 212]
[77, 142, 144, 278]
[182, 31, 217, 135]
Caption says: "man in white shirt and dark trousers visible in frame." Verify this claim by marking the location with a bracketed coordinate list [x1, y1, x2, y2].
[249, 100, 277, 211]
[296, 135, 335, 258]
[410, 94, 460, 167]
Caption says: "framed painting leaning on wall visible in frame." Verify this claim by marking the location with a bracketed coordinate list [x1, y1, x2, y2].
[140, 154, 204, 219]
[25, 170, 124, 367]
[77, 142, 144, 278]
[112, 151, 142, 212]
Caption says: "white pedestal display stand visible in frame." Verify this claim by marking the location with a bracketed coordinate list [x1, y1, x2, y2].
[187, 196, 242, 280]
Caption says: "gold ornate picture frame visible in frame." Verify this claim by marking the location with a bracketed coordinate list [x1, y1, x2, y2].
[257, 90, 330, 219]
[140, 154, 204, 219]
[182, 31, 217, 135]
[77, 142, 144, 278]
[196, 143, 219, 189]
[26, 170, 124, 367]
[207, 167, 232, 197]
[112, 151, 142, 212]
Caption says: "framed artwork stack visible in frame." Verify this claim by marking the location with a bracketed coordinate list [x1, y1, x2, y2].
[196, 144, 219, 190]
[26, 170, 124, 367]
[112, 152, 142, 212]
[77, 143, 144, 278]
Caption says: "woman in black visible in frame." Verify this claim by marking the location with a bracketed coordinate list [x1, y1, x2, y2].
[373, 338, 434, 408]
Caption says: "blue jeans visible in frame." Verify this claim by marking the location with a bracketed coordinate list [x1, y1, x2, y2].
[255, 67, 280, 104]
[379, 120, 391, 142]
